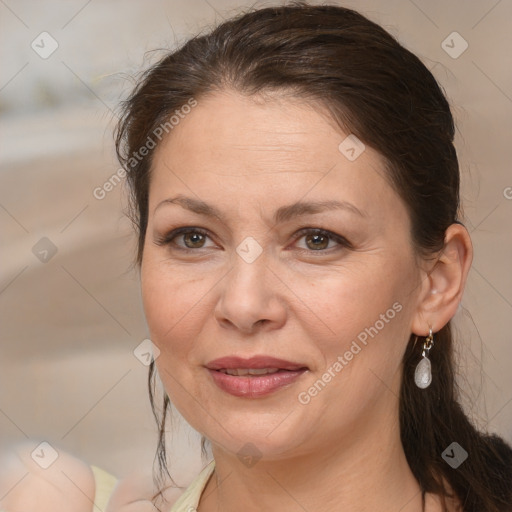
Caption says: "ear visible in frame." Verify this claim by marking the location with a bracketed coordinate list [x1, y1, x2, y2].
[411, 223, 473, 336]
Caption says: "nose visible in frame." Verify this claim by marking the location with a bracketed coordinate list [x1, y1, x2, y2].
[214, 250, 287, 335]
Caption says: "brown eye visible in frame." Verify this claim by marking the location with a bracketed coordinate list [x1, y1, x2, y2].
[183, 231, 207, 248]
[305, 233, 329, 250]
[294, 228, 351, 253]
[154, 227, 214, 252]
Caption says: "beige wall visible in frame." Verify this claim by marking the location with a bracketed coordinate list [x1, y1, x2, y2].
[1, 0, 511, 485]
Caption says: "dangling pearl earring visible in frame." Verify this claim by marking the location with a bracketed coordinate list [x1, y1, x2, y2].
[414, 328, 434, 389]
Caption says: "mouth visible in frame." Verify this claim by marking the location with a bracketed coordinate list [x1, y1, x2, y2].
[205, 356, 309, 398]
[218, 368, 282, 376]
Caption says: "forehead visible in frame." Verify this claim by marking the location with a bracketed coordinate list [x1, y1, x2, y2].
[154, 90, 340, 164]
[148, 90, 401, 224]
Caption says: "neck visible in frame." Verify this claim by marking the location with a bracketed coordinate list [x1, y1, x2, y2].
[198, 401, 425, 512]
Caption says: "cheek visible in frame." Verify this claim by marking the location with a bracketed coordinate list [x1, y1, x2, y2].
[294, 259, 412, 345]
[141, 258, 212, 417]
[294, 256, 417, 408]
[140, 255, 216, 358]
[294, 272, 413, 435]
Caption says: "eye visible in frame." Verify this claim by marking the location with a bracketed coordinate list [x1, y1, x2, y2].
[154, 227, 216, 251]
[155, 226, 352, 254]
[293, 228, 352, 253]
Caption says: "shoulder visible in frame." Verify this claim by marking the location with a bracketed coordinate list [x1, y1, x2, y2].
[105, 474, 184, 512]
[0, 441, 204, 512]
[0, 441, 95, 511]
[107, 461, 215, 512]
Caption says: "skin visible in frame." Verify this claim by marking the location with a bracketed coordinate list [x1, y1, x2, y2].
[0, 441, 95, 511]
[140, 89, 472, 511]
[0, 90, 471, 511]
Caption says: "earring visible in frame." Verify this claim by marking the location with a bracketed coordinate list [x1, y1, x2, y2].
[414, 328, 434, 389]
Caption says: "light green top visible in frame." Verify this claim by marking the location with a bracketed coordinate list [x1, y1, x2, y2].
[170, 460, 216, 511]
[90, 460, 216, 511]
[91, 465, 118, 510]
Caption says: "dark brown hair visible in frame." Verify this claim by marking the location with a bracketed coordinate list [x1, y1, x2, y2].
[115, 2, 512, 510]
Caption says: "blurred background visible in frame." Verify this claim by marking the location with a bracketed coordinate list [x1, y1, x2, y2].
[1, 0, 511, 492]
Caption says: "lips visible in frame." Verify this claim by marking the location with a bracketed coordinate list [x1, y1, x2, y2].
[206, 356, 307, 371]
[205, 356, 308, 398]
[219, 368, 280, 376]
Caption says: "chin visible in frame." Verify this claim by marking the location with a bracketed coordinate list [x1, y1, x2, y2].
[201, 411, 316, 462]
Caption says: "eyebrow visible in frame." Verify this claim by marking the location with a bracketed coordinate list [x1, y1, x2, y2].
[154, 194, 367, 224]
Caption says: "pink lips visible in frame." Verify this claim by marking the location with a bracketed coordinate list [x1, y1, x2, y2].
[205, 356, 308, 398]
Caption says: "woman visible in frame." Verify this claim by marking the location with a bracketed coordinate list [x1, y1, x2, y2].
[2, 2, 511, 511]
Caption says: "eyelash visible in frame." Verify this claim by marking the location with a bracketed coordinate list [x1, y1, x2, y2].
[154, 226, 352, 254]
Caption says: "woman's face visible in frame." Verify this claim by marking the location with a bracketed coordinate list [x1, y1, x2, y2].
[141, 90, 425, 460]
